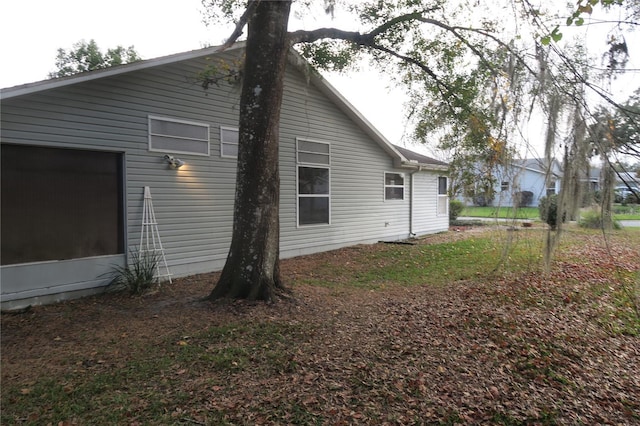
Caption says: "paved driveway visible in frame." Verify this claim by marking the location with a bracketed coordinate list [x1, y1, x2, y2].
[619, 220, 640, 228]
[458, 217, 640, 228]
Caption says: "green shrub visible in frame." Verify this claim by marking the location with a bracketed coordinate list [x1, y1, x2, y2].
[473, 193, 493, 207]
[449, 200, 464, 221]
[625, 192, 640, 205]
[539, 194, 565, 230]
[106, 248, 160, 295]
[579, 209, 621, 230]
[514, 190, 534, 207]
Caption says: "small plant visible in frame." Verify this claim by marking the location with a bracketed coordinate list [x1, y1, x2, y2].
[578, 209, 621, 230]
[449, 200, 464, 221]
[107, 248, 160, 295]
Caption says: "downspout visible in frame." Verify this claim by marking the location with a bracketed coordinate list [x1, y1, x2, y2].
[409, 166, 423, 237]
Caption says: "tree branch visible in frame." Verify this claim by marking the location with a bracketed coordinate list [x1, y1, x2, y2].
[220, 0, 261, 51]
[288, 27, 372, 46]
[288, 11, 431, 45]
[288, 12, 538, 87]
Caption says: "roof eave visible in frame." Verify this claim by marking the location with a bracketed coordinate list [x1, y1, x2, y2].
[1, 42, 247, 100]
[396, 160, 449, 171]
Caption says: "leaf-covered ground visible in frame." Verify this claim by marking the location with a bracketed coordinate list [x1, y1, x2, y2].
[2, 227, 639, 425]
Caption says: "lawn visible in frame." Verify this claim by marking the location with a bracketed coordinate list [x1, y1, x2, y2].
[462, 205, 640, 220]
[460, 206, 539, 219]
[612, 204, 640, 220]
[2, 227, 639, 425]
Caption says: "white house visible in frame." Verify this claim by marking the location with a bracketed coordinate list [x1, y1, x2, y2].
[456, 158, 562, 207]
[493, 158, 563, 207]
[0, 44, 449, 309]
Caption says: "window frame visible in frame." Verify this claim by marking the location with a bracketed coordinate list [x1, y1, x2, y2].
[437, 176, 449, 217]
[148, 115, 210, 157]
[384, 171, 406, 201]
[220, 126, 239, 159]
[296, 138, 331, 227]
[501, 181, 510, 191]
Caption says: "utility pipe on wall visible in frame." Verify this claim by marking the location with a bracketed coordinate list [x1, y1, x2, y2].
[409, 166, 423, 237]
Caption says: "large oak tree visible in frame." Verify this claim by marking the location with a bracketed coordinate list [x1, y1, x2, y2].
[203, 0, 638, 301]
[203, 0, 518, 301]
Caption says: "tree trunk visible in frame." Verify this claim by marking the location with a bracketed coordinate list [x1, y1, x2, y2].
[208, 0, 292, 301]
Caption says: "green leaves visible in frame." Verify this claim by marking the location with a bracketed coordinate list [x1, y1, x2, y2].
[49, 39, 140, 78]
[541, 26, 563, 45]
[297, 40, 359, 72]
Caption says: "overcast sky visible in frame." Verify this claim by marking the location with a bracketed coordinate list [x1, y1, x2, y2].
[1, 1, 638, 156]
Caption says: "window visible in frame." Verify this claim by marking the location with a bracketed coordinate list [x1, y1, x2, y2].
[501, 181, 510, 191]
[438, 176, 448, 195]
[148, 115, 209, 156]
[437, 176, 448, 216]
[297, 140, 330, 165]
[547, 179, 557, 195]
[1, 144, 124, 265]
[220, 127, 239, 158]
[385, 172, 405, 200]
[297, 139, 330, 226]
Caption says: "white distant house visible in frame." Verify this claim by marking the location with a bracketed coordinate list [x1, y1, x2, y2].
[0, 43, 449, 309]
[458, 158, 563, 207]
[494, 158, 563, 207]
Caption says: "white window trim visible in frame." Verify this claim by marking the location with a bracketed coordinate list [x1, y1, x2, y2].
[384, 171, 406, 201]
[220, 126, 239, 159]
[296, 138, 331, 228]
[148, 115, 210, 156]
[437, 176, 449, 217]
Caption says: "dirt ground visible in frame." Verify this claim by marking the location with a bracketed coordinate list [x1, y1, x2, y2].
[2, 226, 639, 425]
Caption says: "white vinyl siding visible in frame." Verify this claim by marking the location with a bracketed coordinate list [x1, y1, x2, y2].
[148, 115, 209, 156]
[385, 172, 405, 200]
[296, 139, 330, 226]
[220, 126, 238, 158]
[411, 172, 450, 235]
[0, 49, 448, 307]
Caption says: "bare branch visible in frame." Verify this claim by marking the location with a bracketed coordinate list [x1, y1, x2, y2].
[288, 27, 372, 46]
[220, 0, 261, 51]
[289, 12, 538, 86]
[288, 11, 430, 45]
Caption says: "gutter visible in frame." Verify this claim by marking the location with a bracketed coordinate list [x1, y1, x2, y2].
[409, 166, 423, 237]
[396, 159, 449, 172]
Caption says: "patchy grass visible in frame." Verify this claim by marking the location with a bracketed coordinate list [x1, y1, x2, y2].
[299, 230, 544, 289]
[2, 227, 639, 425]
[2, 321, 309, 425]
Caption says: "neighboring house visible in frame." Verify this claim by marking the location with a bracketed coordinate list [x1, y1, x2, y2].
[493, 158, 563, 207]
[0, 44, 449, 309]
[457, 158, 563, 207]
[580, 168, 638, 195]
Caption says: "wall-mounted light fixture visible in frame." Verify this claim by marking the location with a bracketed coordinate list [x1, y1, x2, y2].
[163, 154, 185, 169]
